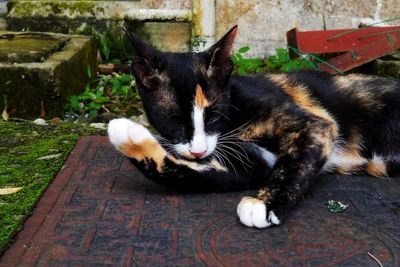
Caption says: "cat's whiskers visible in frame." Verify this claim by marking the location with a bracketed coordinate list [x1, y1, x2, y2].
[217, 140, 251, 162]
[214, 147, 238, 177]
[212, 110, 230, 121]
[219, 120, 253, 139]
[216, 144, 253, 169]
[156, 136, 181, 156]
[212, 103, 240, 111]
[211, 152, 227, 170]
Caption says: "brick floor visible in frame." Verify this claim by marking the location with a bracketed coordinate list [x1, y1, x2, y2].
[1, 136, 400, 266]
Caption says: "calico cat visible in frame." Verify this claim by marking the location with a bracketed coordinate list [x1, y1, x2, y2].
[108, 25, 400, 228]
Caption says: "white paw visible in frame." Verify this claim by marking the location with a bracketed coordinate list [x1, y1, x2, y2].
[108, 118, 154, 147]
[236, 197, 280, 228]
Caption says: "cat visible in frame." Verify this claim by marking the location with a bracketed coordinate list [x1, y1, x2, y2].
[108, 25, 400, 228]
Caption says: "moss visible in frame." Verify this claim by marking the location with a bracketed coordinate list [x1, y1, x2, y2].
[9, 1, 103, 18]
[0, 121, 105, 253]
[0, 34, 68, 63]
[191, 0, 203, 37]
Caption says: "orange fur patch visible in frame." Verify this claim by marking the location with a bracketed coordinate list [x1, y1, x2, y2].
[195, 84, 209, 109]
[336, 128, 366, 174]
[335, 151, 366, 174]
[365, 158, 387, 177]
[268, 74, 338, 137]
[118, 139, 166, 172]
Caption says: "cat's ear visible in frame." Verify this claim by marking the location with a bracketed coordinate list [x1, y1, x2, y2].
[123, 27, 163, 89]
[205, 25, 238, 77]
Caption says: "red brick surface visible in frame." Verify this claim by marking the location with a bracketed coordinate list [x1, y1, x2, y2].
[1, 136, 400, 266]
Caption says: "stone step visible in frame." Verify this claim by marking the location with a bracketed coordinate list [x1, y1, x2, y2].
[0, 31, 96, 118]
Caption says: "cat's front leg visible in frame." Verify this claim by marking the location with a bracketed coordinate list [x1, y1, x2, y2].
[108, 118, 246, 190]
[237, 119, 337, 228]
[108, 118, 167, 172]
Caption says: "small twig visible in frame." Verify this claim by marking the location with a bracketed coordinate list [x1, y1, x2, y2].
[102, 105, 110, 113]
[368, 252, 383, 267]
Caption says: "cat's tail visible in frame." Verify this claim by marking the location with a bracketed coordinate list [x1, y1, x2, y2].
[364, 157, 400, 178]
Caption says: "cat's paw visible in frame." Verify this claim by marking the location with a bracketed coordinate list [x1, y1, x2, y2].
[108, 118, 155, 147]
[108, 118, 167, 164]
[236, 197, 280, 228]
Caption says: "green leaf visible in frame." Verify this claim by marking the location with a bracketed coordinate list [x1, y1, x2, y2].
[88, 92, 96, 100]
[120, 85, 130, 96]
[86, 64, 92, 79]
[351, 50, 357, 59]
[326, 200, 348, 213]
[89, 109, 98, 118]
[119, 73, 133, 83]
[232, 53, 243, 61]
[110, 58, 122, 65]
[387, 34, 393, 46]
[238, 46, 250, 53]
[111, 79, 121, 93]
[95, 96, 110, 103]
[69, 96, 80, 110]
[276, 48, 289, 63]
[88, 102, 103, 110]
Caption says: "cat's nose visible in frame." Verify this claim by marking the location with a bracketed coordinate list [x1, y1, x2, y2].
[190, 150, 206, 158]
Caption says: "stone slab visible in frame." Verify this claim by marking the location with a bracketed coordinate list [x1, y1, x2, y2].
[1, 136, 399, 266]
[0, 33, 68, 63]
[0, 31, 96, 118]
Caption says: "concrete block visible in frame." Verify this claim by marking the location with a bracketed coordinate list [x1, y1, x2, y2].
[0, 32, 96, 118]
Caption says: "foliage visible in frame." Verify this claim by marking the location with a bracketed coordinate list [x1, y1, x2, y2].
[266, 48, 313, 72]
[232, 46, 265, 75]
[76, 26, 128, 63]
[232, 46, 313, 75]
[93, 30, 111, 62]
[93, 30, 127, 63]
[0, 121, 105, 253]
[66, 73, 140, 118]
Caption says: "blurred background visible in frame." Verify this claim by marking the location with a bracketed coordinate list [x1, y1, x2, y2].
[1, 0, 398, 57]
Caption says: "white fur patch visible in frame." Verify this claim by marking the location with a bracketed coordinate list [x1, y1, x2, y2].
[237, 197, 280, 228]
[108, 118, 155, 147]
[175, 134, 218, 159]
[175, 101, 219, 159]
[257, 146, 278, 167]
[191, 105, 208, 155]
[322, 143, 367, 173]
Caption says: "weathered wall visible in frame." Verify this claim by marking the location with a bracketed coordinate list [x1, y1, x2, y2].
[6, 0, 192, 52]
[4, 0, 400, 57]
[0, 0, 7, 30]
[215, 0, 400, 57]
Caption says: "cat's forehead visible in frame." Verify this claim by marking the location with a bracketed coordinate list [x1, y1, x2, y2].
[164, 51, 207, 69]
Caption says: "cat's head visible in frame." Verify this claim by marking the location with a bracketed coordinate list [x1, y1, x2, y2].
[125, 26, 238, 160]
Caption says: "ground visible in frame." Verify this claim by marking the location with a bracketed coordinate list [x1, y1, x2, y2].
[1, 136, 399, 266]
[0, 121, 104, 253]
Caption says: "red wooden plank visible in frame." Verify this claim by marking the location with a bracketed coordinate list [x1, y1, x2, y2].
[319, 34, 400, 74]
[287, 26, 400, 54]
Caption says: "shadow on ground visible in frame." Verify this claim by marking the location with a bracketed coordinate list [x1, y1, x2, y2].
[1, 136, 399, 266]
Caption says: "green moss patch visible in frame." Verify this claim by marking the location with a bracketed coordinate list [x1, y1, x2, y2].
[0, 121, 105, 253]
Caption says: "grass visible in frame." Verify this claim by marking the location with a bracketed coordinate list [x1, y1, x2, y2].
[0, 120, 105, 253]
